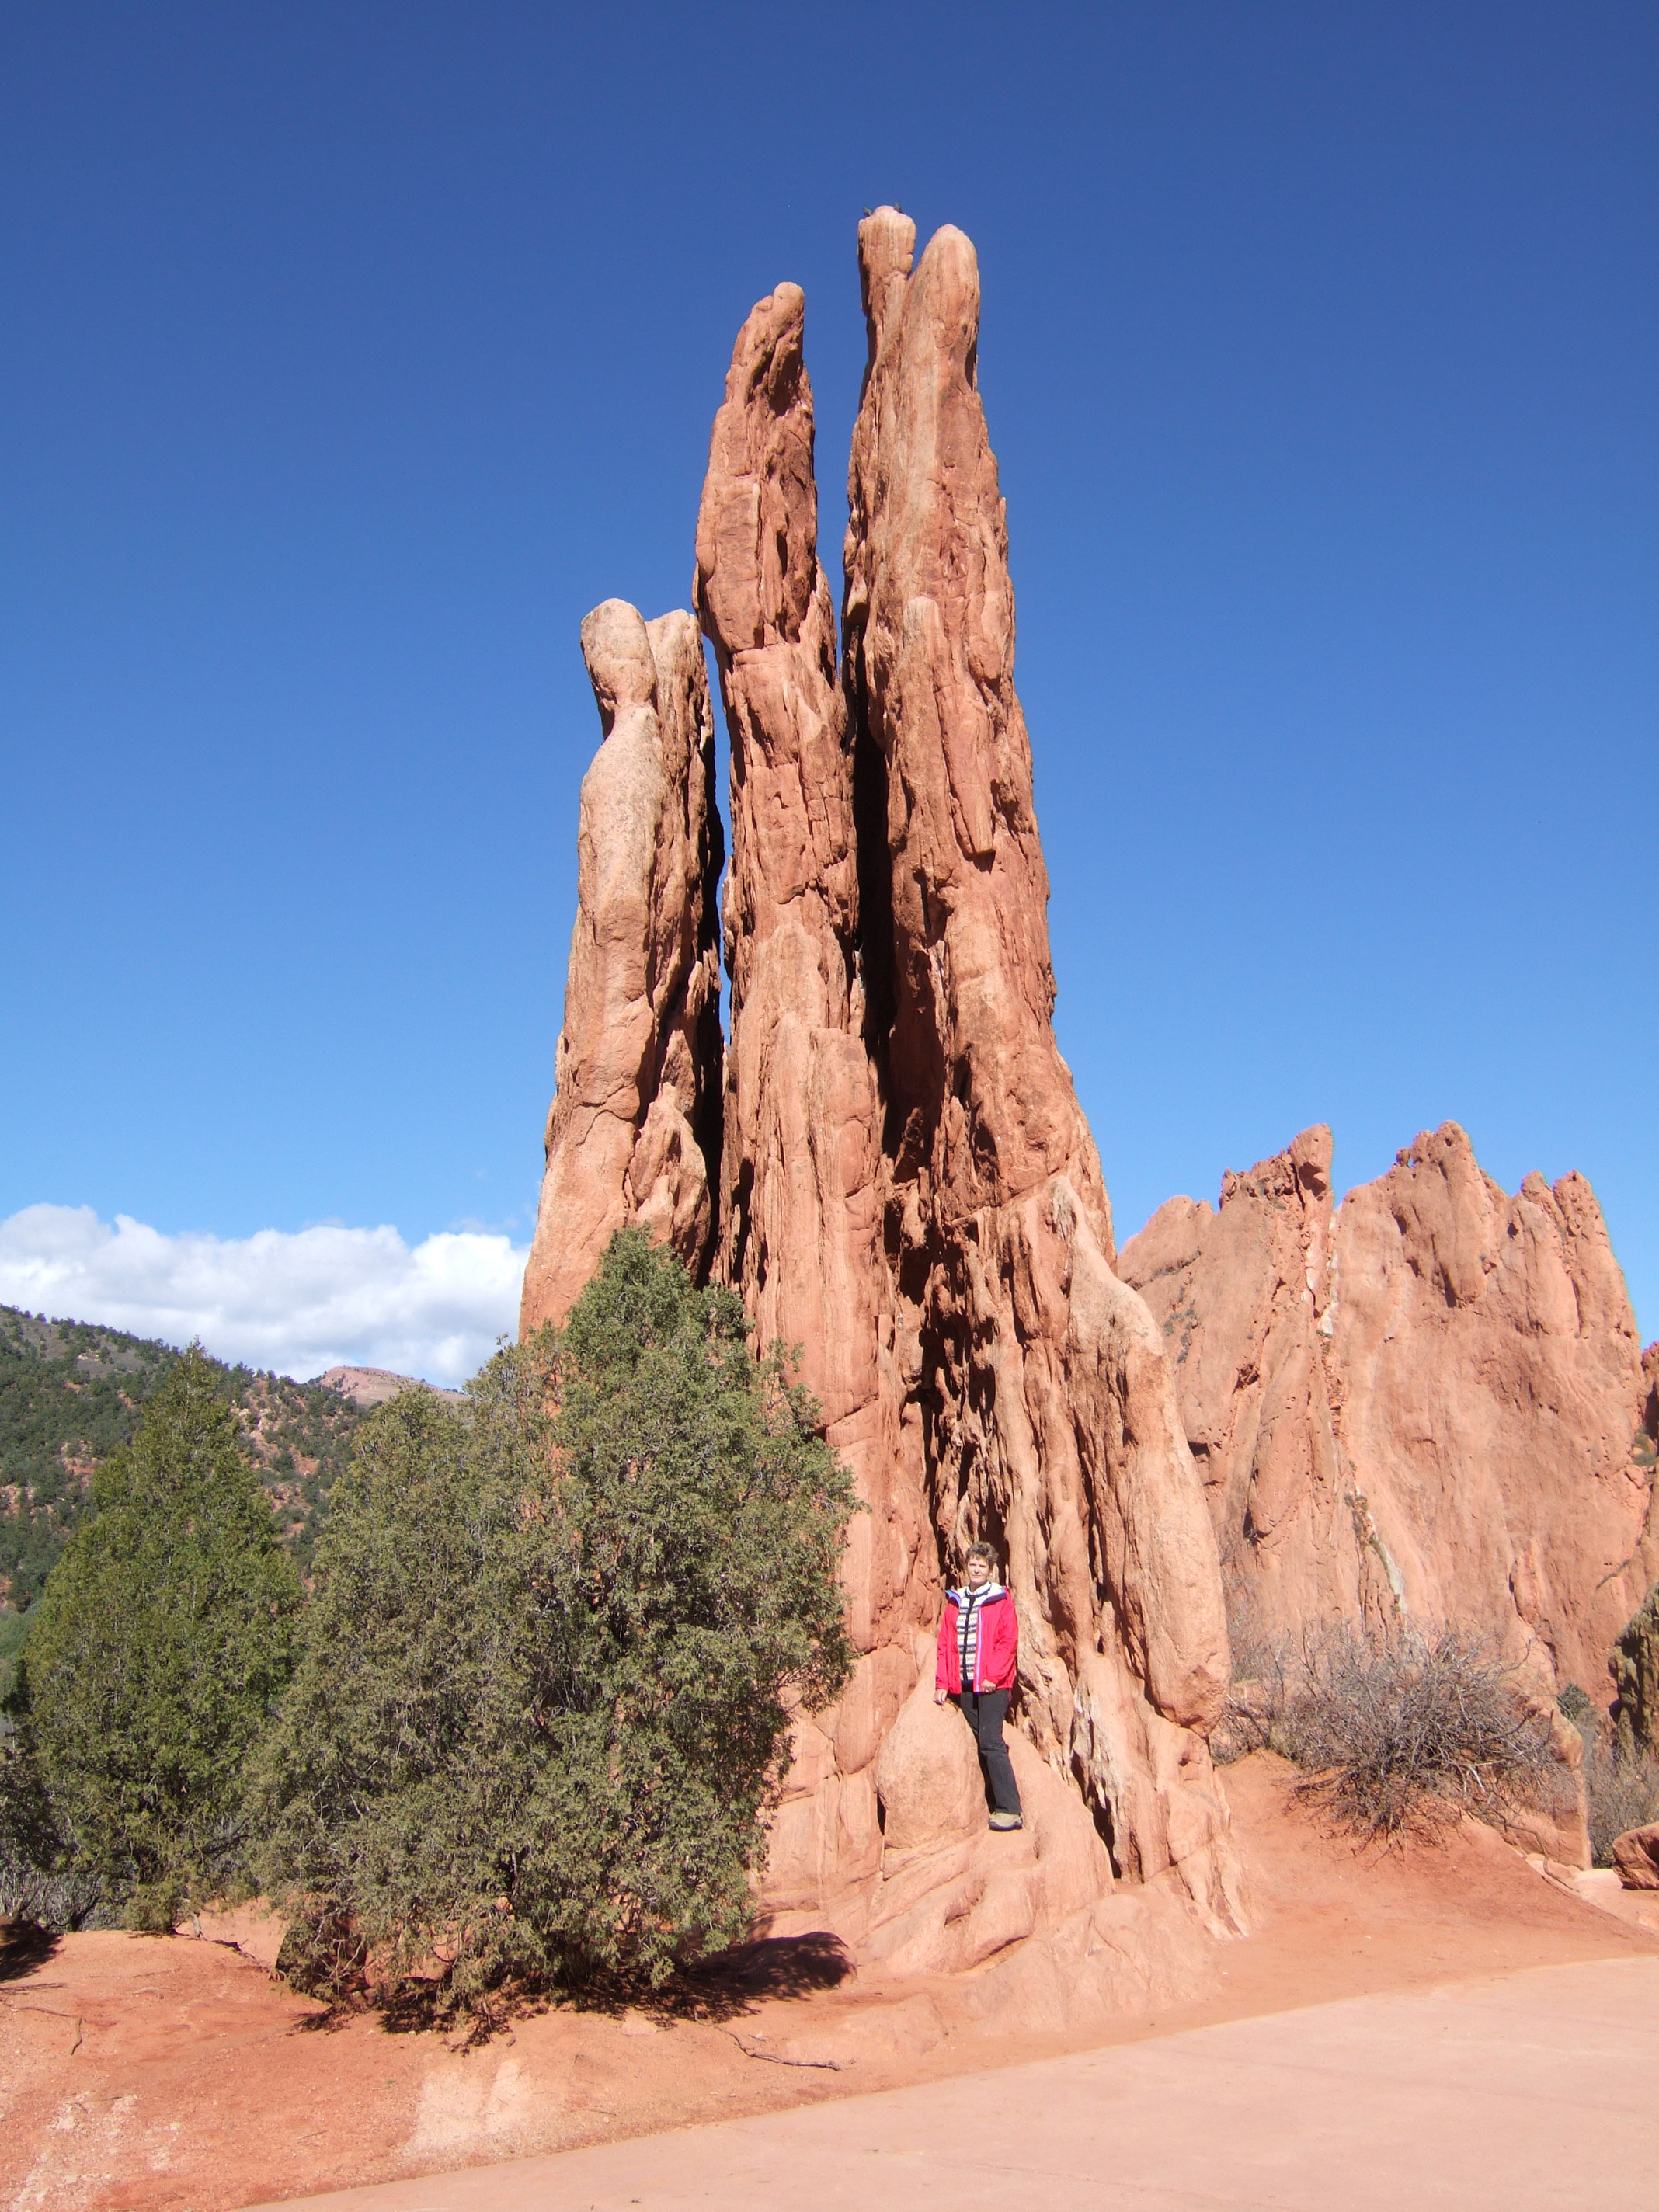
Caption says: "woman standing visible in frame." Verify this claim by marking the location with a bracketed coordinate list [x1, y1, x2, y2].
[934, 1542, 1023, 1831]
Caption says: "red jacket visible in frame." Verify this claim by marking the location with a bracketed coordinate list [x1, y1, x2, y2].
[936, 1585, 1019, 1696]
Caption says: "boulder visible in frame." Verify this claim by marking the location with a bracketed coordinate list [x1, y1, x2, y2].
[1612, 1821, 1659, 1890]
[518, 600, 724, 1334]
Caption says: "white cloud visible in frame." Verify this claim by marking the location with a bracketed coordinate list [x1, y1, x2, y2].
[0, 1205, 528, 1386]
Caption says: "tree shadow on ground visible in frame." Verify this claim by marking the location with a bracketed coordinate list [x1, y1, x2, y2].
[288, 1930, 855, 2044]
[0, 1919, 61, 1981]
[663, 1931, 854, 2019]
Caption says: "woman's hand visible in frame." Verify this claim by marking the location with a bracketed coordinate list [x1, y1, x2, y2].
[934, 1685, 948, 1704]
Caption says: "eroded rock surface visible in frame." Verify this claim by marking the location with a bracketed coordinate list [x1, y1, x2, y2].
[1122, 1122, 1658, 1714]
[519, 600, 724, 1335]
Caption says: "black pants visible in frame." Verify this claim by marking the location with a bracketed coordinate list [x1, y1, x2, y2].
[955, 1689, 1021, 1815]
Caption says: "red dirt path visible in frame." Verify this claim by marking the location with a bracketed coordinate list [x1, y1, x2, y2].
[4, 1755, 1655, 2212]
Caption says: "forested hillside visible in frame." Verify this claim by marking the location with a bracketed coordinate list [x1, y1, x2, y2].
[0, 1306, 366, 1613]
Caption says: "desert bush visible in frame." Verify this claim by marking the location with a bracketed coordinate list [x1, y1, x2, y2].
[1226, 1624, 1564, 1845]
[4, 1347, 303, 1926]
[252, 1230, 857, 2022]
[1212, 1594, 1293, 1763]
[1556, 1665, 1659, 1866]
[1581, 1732, 1659, 1867]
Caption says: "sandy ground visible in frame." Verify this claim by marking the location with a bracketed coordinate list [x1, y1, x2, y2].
[254, 1956, 1659, 2212]
[4, 1755, 1656, 2212]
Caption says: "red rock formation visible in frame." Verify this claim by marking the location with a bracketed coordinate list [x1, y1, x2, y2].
[685, 215, 1243, 1968]
[1122, 1122, 1658, 1713]
[519, 600, 723, 1335]
[520, 212, 1659, 1977]
[694, 283, 925, 1920]
[530, 212, 1248, 1991]
[840, 210, 1240, 1932]
[1118, 1126, 1366, 1650]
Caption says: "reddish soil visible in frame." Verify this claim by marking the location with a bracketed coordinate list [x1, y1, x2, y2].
[4, 1755, 1655, 2212]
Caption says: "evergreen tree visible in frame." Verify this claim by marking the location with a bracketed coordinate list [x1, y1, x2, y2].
[8, 1344, 302, 1926]
[255, 1230, 856, 2013]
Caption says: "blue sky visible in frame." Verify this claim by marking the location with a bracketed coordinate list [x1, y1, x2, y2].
[2, 2, 1654, 1370]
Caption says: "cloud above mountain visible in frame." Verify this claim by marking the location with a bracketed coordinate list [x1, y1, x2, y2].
[0, 1205, 527, 1386]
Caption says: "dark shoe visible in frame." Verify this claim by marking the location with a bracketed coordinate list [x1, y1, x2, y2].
[988, 1809, 1023, 1831]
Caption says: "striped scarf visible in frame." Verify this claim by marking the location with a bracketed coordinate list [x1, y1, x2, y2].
[951, 1583, 1005, 1692]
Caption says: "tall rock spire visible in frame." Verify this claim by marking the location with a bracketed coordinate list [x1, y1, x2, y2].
[518, 598, 723, 1336]
[841, 210, 1243, 1922]
[693, 221, 1245, 1946]
[519, 203, 1647, 1985]
[695, 284, 930, 1922]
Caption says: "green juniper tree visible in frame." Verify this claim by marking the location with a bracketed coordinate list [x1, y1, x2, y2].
[6, 1345, 303, 1928]
[254, 1229, 857, 2015]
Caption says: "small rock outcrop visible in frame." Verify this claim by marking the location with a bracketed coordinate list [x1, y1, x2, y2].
[519, 600, 723, 1335]
[1121, 1122, 1658, 1714]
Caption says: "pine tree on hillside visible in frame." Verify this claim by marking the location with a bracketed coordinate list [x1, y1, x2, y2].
[7, 1345, 303, 1927]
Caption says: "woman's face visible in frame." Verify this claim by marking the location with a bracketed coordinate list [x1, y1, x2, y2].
[965, 1553, 991, 1588]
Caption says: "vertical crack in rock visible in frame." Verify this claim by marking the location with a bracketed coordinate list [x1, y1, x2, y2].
[519, 598, 724, 1335]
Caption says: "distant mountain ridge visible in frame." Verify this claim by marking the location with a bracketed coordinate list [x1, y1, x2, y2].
[0, 1305, 392, 1613]
[316, 1365, 464, 1409]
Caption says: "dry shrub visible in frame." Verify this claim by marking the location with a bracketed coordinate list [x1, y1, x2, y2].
[1582, 1737, 1659, 1867]
[1558, 1686, 1659, 1869]
[1217, 1620, 1566, 1845]
[1282, 1629, 1566, 1845]
[1557, 1682, 1659, 1866]
[1213, 1593, 1292, 1765]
